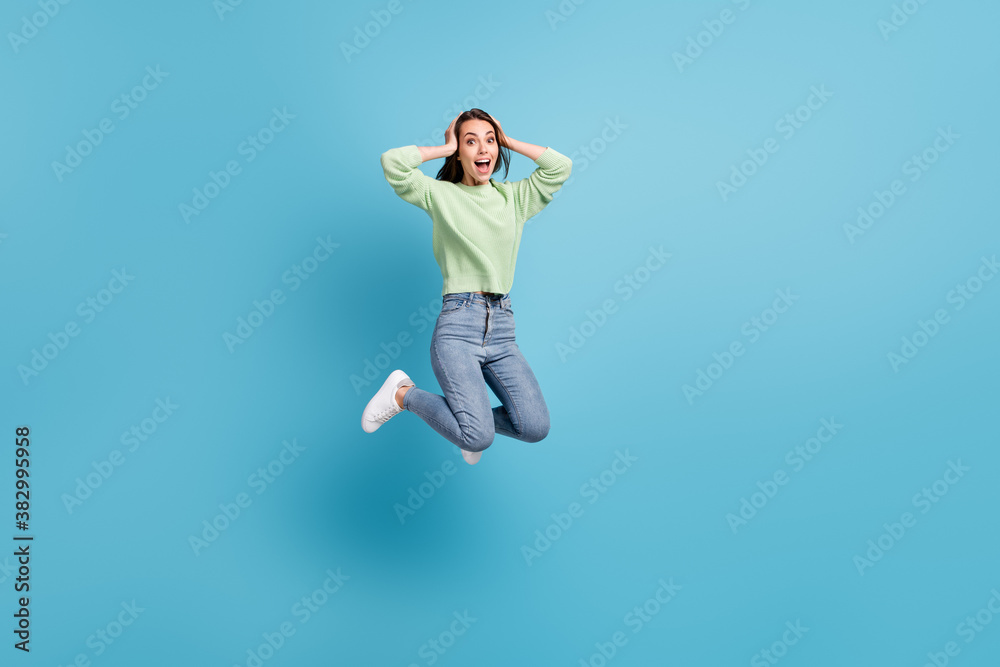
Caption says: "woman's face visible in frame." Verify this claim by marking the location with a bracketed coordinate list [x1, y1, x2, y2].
[457, 119, 498, 186]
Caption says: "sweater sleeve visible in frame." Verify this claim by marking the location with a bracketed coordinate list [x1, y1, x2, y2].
[380, 145, 436, 213]
[510, 147, 573, 224]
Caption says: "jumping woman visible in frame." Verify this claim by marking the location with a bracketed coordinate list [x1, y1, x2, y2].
[361, 108, 573, 465]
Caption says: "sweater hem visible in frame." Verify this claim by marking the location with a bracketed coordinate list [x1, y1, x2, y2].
[441, 277, 512, 296]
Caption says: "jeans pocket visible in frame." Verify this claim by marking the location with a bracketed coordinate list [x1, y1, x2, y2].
[440, 298, 465, 314]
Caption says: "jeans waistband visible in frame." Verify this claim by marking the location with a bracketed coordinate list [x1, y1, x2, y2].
[444, 292, 510, 306]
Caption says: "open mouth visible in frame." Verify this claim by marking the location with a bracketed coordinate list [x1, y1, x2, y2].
[474, 158, 491, 174]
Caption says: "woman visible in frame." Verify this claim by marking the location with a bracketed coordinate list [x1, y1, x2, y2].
[362, 108, 572, 465]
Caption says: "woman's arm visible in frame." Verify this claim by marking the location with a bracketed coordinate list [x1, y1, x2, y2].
[417, 144, 453, 162]
[503, 136, 547, 162]
[381, 145, 434, 211]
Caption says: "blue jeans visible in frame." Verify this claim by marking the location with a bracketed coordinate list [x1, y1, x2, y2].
[402, 292, 550, 452]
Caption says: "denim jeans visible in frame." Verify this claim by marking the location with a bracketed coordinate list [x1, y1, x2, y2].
[402, 292, 550, 452]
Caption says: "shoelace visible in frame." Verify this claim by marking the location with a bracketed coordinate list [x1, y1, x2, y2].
[370, 403, 400, 424]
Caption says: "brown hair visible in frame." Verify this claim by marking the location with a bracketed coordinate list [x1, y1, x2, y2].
[435, 108, 511, 183]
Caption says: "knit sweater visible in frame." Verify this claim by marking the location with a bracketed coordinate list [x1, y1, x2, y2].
[380, 144, 573, 296]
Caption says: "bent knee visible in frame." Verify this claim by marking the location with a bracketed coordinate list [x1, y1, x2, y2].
[520, 417, 550, 443]
[463, 430, 494, 452]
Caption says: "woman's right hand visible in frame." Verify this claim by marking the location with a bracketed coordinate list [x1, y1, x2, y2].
[444, 114, 460, 154]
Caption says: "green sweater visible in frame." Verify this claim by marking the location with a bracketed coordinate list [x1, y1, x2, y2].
[380, 144, 573, 296]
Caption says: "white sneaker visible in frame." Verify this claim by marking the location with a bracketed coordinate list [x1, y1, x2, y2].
[461, 449, 482, 465]
[361, 369, 412, 433]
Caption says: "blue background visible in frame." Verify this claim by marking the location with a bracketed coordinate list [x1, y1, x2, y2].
[2, 0, 999, 665]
